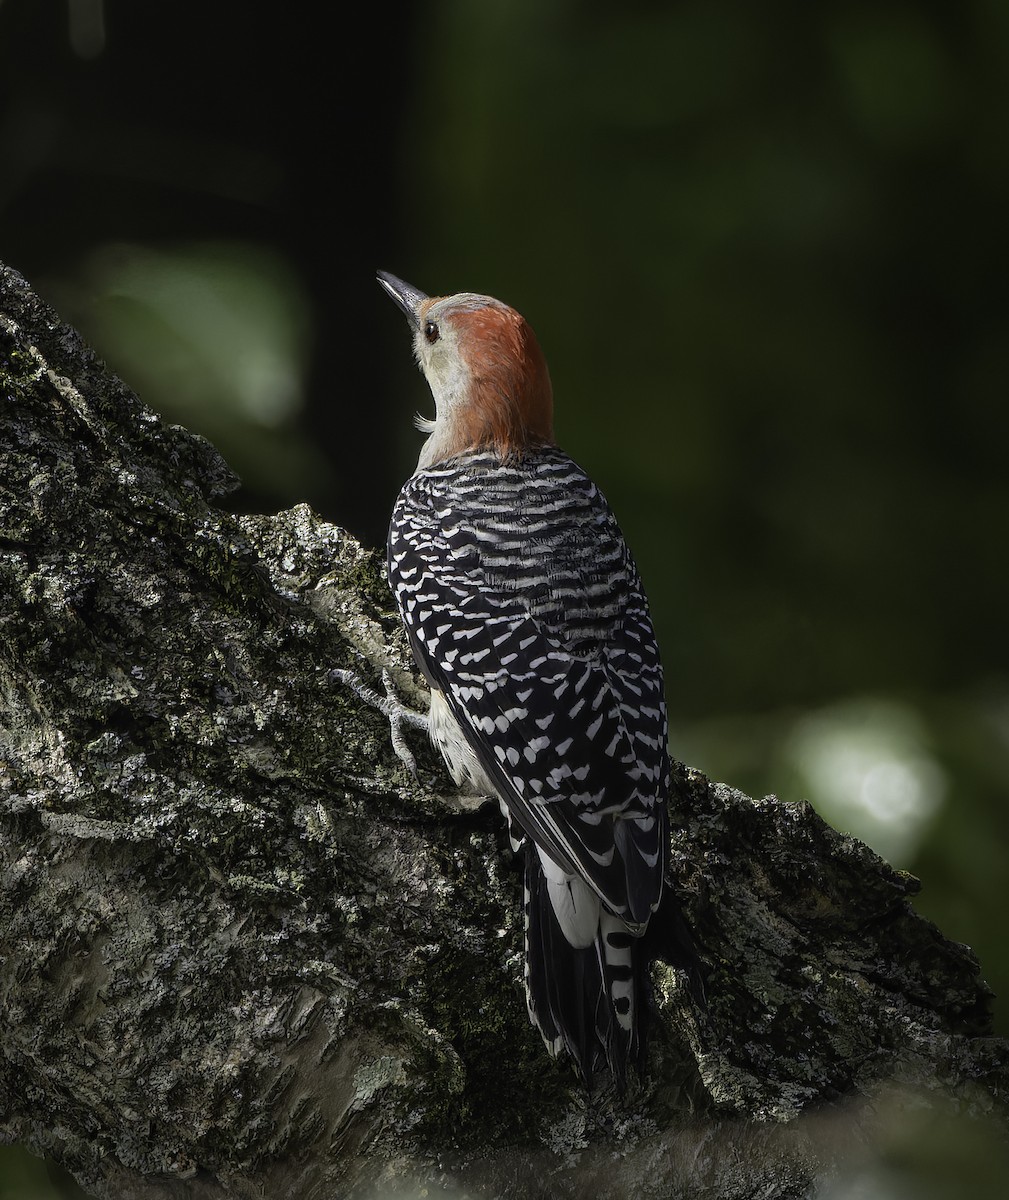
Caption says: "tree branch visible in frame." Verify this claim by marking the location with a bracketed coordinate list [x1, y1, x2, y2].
[1, 263, 1004, 1199]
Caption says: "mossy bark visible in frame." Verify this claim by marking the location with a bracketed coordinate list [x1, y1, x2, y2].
[0, 263, 1005, 1199]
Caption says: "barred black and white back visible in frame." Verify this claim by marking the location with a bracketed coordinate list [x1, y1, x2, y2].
[388, 446, 670, 1084]
[377, 271, 680, 1086]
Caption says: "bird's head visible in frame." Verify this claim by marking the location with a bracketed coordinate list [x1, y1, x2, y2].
[378, 270, 554, 470]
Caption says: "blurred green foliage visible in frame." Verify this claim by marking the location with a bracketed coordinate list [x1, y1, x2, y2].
[2, 0, 1008, 1194]
[46, 240, 327, 505]
[0, 1146, 86, 1199]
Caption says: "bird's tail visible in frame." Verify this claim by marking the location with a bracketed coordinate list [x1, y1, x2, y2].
[522, 849, 647, 1088]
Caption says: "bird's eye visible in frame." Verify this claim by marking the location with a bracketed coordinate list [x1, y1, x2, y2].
[424, 320, 440, 344]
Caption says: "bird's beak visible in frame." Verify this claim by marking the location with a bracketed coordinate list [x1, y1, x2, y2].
[377, 270, 428, 330]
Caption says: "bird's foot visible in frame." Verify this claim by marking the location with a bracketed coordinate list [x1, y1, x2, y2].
[329, 667, 429, 777]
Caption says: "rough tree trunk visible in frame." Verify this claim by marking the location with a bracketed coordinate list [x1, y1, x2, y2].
[0, 263, 1005, 1199]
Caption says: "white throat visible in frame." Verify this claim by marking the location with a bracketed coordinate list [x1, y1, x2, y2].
[413, 338, 474, 472]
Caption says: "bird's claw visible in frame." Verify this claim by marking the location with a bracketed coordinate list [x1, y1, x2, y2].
[329, 667, 429, 777]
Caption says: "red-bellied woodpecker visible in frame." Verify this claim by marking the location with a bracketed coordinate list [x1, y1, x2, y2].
[377, 270, 677, 1086]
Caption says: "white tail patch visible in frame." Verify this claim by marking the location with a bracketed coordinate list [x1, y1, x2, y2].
[537, 848, 600, 948]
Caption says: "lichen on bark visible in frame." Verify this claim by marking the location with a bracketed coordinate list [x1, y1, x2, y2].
[0, 263, 1005, 1198]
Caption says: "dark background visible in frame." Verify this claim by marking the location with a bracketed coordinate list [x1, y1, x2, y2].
[2, 2, 1007, 1195]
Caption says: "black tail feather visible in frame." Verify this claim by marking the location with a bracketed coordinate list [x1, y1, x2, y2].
[523, 850, 647, 1088]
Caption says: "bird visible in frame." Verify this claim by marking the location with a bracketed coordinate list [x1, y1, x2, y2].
[377, 269, 678, 1087]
